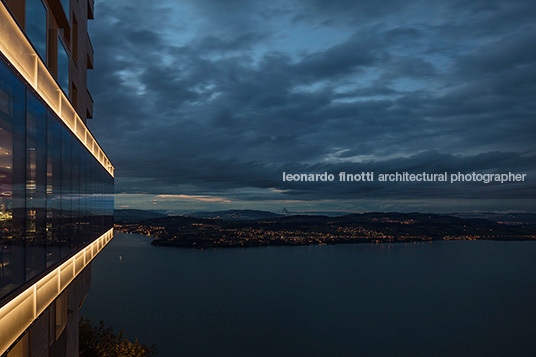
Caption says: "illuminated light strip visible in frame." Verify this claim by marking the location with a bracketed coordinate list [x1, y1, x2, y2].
[0, 2, 114, 177]
[0, 228, 114, 355]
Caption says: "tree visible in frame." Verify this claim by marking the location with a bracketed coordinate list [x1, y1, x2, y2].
[80, 317, 158, 356]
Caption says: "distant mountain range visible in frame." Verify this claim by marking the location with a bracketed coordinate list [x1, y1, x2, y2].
[184, 209, 356, 220]
[184, 209, 284, 220]
[115, 211, 536, 249]
[115, 209, 536, 225]
[450, 212, 536, 225]
[114, 209, 167, 222]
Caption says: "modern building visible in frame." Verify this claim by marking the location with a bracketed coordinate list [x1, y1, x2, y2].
[0, 0, 114, 355]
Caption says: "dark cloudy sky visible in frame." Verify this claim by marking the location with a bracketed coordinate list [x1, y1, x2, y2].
[87, 0, 536, 213]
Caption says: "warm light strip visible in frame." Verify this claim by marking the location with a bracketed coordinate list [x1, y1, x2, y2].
[0, 2, 114, 177]
[0, 228, 114, 355]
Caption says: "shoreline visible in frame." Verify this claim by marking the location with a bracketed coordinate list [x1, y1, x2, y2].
[148, 235, 536, 249]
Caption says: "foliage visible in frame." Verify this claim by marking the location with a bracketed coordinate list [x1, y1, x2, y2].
[80, 317, 158, 356]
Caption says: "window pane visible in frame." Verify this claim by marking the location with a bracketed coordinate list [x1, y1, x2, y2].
[61, 127, 72, 256]
[26, 0, 48, 61]
[71, 140, 80, 249]
[57, 38, 69, 95]
[25, 92, 47, 281]
[61, 0, 69, 14]
[46, 113, 62, 268]
[0, 55, 114, 300]
[0, 57, 26, 299]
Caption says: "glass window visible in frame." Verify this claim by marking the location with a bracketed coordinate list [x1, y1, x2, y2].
[25, 93, 47, 281]
[0, 57, 26, 300]
[0, 56, 114, 300]
[26, 0, 48, 62]
[71, 140, 80, 248]
[79, 149, 88, 244]
[57, 38, 69, 96]
[61, 127, 72, 255]
[61, 0, 69, 15]
[46, 113, 62, 268]
[0, 81, 13, 238]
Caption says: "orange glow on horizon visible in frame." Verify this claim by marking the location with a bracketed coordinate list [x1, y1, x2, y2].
[157, 194, 232, 203]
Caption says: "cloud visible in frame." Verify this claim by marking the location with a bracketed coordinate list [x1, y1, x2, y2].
[87, 0, 536, 212]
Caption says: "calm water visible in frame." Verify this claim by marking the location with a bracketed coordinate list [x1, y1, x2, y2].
[82, 233, 536, 357]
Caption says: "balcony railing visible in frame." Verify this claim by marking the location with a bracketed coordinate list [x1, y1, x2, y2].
[0, 228, 114, 355]
[0, 1, 114, 177]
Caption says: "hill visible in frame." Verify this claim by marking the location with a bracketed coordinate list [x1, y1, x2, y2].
[115, 212, 536, 249]
[114, 209, 167, 223]
[186, 209, 283, 221]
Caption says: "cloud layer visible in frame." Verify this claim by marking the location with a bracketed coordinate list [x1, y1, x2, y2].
[87, 0, 536, 212]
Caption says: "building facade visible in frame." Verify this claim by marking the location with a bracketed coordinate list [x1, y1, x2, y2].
[0, 0, 114, 355]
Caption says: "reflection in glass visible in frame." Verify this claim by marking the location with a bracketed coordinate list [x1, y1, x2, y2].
[26, 0, 48, 62]
[0, 55, 26, 298]
[26, 94, 47, 281]
[61, 126, 72, 256]
[0, 56, 113, 301]
[72, 138, 80, 249]
[57, 38, 69, 95]
[60, 0, 69, 14]
[47, 114, 62, 268]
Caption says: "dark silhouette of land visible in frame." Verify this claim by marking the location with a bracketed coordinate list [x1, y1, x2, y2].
[114, 211, 536, 249]
[114, 209, 167, 222]
[185, 209, 284, 221]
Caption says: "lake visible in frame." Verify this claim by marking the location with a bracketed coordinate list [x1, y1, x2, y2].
[81, 232, 536, 356]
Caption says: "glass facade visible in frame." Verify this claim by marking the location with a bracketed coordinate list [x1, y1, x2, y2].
[60, 0, 69, 15]
[57, 38, 69, 95]
[25, 0, 48, 62]
[0, 56, 113, 301]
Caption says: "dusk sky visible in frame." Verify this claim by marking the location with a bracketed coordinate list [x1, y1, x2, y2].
[87, 0, 536, 213]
